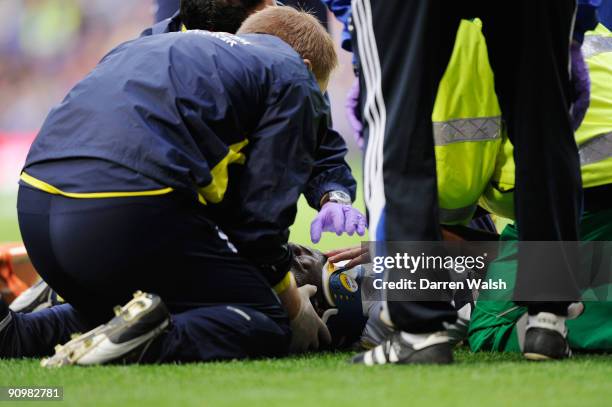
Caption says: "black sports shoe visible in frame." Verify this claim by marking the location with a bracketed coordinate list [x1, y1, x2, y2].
[41, 291, 169, 367]
[351, 331, 453, 365]
[523, 312, 571, 361]
[9, 280, 62, 313]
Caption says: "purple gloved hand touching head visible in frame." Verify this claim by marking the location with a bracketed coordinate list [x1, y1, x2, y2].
[310, 203, 367, 244]
[570, 40, 591, 131]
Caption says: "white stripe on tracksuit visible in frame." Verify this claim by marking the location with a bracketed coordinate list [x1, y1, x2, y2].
[352, 0, 387, 239]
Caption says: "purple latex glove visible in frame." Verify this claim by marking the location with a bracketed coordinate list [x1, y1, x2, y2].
[345, 78, 364, 149]
[570, 41, 591, 131]
[310, 203, 367, 244]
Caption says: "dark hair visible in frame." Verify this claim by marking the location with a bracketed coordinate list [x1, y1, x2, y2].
[180, 0, 263, 33]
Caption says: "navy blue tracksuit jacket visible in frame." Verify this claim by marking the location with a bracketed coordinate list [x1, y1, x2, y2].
[141, 14, 357, 210]
[22, 31, 354, 285]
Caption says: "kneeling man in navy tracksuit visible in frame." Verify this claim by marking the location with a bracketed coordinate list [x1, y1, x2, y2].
[0, 6, 367, 365]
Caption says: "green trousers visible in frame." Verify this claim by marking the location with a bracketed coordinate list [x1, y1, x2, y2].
[468, 209, 612, 352]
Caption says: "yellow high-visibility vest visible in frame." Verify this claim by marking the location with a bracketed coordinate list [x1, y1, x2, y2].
[433, 19, 502, 225]
[480, 24, 612, 220]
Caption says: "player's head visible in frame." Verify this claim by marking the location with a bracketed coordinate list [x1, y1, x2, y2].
[290, 243, 326, 286]
[179, 0, 276, 33]
[289, 243, 329, 315]
[290, 243, 369, 348]
[237, 6, 338, 91]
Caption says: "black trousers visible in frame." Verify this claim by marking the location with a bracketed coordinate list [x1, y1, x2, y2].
[353, 0, 582, 332]
[16, 186, 289, 345]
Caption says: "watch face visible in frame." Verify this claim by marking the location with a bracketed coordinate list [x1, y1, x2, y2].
[329, 191, 351, 204]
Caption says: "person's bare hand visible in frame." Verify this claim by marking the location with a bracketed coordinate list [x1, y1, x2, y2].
[324, 246, 370, 269]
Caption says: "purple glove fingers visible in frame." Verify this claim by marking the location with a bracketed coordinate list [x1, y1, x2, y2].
[332, 205, 345, 235]
[310, 216, 324, 244]
[343, 205, 359, 235]
[356, 214, 367, 236]
[310, 203, 368, 243]
[570, 41, 591, 131]
[345, 78, 364, 149]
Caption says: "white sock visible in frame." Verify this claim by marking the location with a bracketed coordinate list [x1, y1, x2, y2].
[400, 331, 448, 345]
[457, 303, 472, 321]
[527, 312, 567, 336]
[379, 303, 394, 328]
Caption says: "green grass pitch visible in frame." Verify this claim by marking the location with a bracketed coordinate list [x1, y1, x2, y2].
[1, 171, 611, 407]
[2, 351, 612, 407]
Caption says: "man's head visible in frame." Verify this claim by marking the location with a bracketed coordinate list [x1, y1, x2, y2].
[179, 0, 276, 34]
[237, 6, 338, 91]
[289, 243, 329, 315]
[290, 243, 370, 349]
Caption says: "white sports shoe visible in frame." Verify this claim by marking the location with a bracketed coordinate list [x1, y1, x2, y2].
[10, 280, 62, 313]
[42, 291, 169, 367]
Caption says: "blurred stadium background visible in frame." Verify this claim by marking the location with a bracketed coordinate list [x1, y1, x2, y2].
[0, 0, 365, 249]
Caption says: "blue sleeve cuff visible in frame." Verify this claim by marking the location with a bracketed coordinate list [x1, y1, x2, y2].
[575, 4, 600, 43]
[304, 178, 356, 210]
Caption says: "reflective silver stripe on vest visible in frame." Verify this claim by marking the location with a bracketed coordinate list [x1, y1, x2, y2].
[582, 34, 612, 59]
[439, 204, 477, 223]
[433, 116, 501, 146]
[580, 132, 612, 166]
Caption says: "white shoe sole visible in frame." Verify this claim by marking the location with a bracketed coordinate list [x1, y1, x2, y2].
[42, 292, 167, 367]
[523, 352, 552, 361]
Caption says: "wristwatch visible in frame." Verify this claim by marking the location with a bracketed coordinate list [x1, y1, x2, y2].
[322, 190, 352, 206]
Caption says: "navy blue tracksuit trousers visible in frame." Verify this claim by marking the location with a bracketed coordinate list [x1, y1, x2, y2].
[1, 186, 290, 362]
